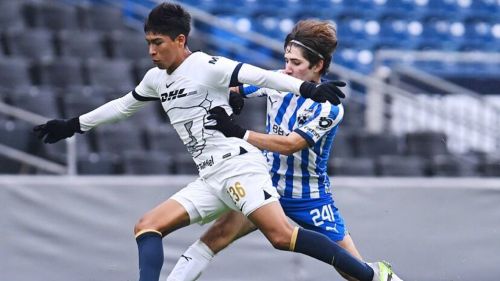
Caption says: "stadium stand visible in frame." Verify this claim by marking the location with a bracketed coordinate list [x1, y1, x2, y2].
[4, 28, 56, 61]
[85, 58, 135, 92]
[77, 152, 119, 174]
[329, 157, 376, 176]
[0, 0, 499, 176]
[23, 1, 80, 31]
[35, 58, 86, 89]
[122, 150, 173, 175]
[0, 1, 26, 32]
[57, 30, 107, 59]
[61, 87, 107, 118]
[376, 155, 427, 176]
[0, 57, 32, 90]
[9, 86, 62, 118]
[107, 30, 150, 60]
[79, 3, 130, 31]
[94, 124, 146, 156]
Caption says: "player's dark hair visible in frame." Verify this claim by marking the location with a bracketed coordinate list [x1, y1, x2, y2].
[284, 20, 338, 75]
[144, 2, 191, 43]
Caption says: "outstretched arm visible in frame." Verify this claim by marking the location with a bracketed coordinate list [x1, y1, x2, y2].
[33, 92, 148, 143]
[78, 92, 148, 131]
[235, 63, 345, 105]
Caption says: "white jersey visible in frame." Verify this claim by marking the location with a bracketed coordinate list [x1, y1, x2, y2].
[241, 85, 344, 199]
[133, 52, 261, 177]
[79, 51, 313, 178]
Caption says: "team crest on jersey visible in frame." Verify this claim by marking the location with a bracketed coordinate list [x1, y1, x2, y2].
[297, 109, 313, 126]
[318, 117, 334, 130]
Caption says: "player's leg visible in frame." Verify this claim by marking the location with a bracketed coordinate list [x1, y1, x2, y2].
[167, 210, 256, 281]
[134, 199, 191, 281]
[281, 196, 364, 260]
[210, 152, 375, 281]
[280, 196, 364, 280]
[202, 210, 256, 250]
[135, 178, 230, 281]
[247, 201, 375, 281]
[338, 234, 363, 260]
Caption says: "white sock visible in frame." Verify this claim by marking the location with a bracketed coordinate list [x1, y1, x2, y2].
[166, 240, 215, 281]
[368, 262, 379, 281]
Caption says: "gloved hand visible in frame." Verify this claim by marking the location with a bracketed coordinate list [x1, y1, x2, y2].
[299, 80, 346, 105]
[204, 106, 246, 139]
[229, 91, 244, 115]
[33, 117, 83, 144]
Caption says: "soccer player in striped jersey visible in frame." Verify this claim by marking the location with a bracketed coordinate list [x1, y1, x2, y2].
[167, 20, 402, 281]
[33, 3, 393, 281]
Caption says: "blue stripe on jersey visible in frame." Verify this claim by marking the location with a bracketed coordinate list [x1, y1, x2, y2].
[312, 103, 323, 121]
[274, 93, 294, 125]
[287, 97, 305, 131]
[301, 148, 311, 198]
[241, 85, 260, 97]
[313, 138, 327, 195]
[283, 96, 307, 197]
[313, 105, 340, 195]
[284, 155, 295, 197]
[271, 152, 281, 188]
[271, 93, 293, 190]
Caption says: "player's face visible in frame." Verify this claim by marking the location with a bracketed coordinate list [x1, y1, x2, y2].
[284, 45, 322, 83]
[145, 32, 185, 72]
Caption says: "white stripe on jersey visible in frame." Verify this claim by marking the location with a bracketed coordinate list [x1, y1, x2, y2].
[242, 85, 343, 199]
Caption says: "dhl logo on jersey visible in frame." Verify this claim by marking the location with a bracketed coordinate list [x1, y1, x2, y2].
[160, 88, 197, 102]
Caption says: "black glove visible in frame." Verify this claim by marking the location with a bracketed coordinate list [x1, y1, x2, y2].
[33, 117, 83, 144]
[205, 106, 246, 139]
[299, 80, 346, 105]
[229, 91, 244, 115]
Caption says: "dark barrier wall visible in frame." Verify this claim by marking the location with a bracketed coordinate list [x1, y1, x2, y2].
[1, 176, 499, 281]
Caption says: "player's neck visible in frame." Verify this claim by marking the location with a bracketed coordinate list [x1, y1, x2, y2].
[166, 48, 193, 74]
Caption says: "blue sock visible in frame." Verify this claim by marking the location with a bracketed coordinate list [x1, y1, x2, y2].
[292, 228, 374, 281]
[136, 231, 164, 281]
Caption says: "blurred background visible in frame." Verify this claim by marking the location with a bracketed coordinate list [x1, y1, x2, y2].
[0, 0, 499, 281]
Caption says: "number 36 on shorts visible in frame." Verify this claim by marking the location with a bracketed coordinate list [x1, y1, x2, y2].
[227, 182, 246, 203]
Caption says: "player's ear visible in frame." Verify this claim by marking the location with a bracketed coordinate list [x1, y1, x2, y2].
[313, 60, 324, 74]
[176, 34, 187, 48]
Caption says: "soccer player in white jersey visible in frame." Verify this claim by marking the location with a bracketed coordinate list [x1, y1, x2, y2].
[167, 19, 403, 281]
[33, 3, 391, 281]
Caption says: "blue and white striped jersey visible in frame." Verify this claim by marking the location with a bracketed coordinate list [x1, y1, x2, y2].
[241, 85, 344, 199]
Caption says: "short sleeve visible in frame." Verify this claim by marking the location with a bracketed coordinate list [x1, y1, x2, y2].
[202, 55, 241, 88]
[133, 68, 161, 101]
[294, 103, 344, 147]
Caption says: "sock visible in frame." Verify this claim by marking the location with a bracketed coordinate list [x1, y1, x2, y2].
[291, 227, 374, 281]
[136, 230, 164, 281]
[167, 240, 215, 281]
[368, 262, 379, 281]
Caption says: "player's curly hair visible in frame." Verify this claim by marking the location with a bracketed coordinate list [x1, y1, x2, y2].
[284, 19, 338, 75]
[144, 2, 191, 43]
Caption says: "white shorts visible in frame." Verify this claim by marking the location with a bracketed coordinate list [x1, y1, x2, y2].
[171, 151, 279, 224]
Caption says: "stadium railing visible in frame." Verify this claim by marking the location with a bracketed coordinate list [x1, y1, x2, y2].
[0, 101, 76, 174]
[373, 50, 500, 153]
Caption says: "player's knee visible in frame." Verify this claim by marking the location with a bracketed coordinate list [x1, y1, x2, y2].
[134, 215, 157, 235]
[266, 229, 293, 250]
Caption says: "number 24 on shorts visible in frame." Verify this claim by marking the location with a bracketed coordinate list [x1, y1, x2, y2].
[310, 204, 336, 226]
[228, 182, 246, 202]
